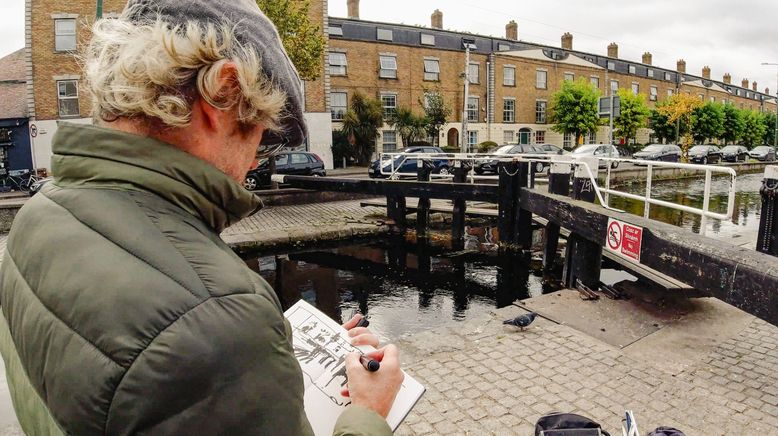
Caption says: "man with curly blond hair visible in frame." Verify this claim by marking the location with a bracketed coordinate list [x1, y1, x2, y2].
[0, 1, 403, 435]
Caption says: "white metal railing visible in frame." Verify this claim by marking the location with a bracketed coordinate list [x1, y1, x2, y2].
[375, 151, 737, 236]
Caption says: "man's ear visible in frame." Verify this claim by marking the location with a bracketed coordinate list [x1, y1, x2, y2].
[198, 61, 241, 134]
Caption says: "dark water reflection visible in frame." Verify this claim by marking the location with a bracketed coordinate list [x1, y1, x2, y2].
[244, 234, 557, 339]
[608, 172, 763, 238]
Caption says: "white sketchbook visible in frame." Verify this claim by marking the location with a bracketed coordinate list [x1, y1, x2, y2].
[284, 300, 426, 436]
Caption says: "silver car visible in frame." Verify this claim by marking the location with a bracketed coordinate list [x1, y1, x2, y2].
[570, 144, 620, 169]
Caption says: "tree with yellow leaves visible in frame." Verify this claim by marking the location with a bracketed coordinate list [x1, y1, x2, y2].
[657, 93, 702, 161]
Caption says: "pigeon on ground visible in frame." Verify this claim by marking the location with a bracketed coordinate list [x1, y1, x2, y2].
[503, 312, 538, 330]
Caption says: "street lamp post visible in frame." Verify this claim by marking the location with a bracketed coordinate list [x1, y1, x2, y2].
[762, 63, 778, 148]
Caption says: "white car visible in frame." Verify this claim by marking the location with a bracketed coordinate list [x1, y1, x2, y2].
[570, 144, 620, 169]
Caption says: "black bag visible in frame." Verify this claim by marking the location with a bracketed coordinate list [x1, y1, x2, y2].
[535, 412, 611, 436]
[648, 427, 685, 436]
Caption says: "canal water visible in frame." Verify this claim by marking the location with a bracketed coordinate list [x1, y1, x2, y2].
[243, 172, 763, 339]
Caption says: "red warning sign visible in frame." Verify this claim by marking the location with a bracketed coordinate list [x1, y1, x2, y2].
[604, 218, 643, 262]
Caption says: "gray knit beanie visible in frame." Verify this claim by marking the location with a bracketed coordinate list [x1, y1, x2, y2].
[123, 0, 307, 150]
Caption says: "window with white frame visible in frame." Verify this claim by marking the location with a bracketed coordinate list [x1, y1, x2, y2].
[55, 19, 77, 52]
[536, 70, 547, 89]
[503, 130, 515, 144]
[632, 83, 639, 95]
[648, 69, 654, 78]
[420, 34, 435, 46]
[610, 80, 619, 93]
[329, 52, 347, 76]
[503, 66, 515, 86]
[535, 130, 545, 144]
[467, 131, 478, 151]
[535, 100, 547, 124]
[710, 97, 716, 103]
[607, 61, 615, 71]
[628, 65, 636, 74]
[563, 132, 572, 148]
[498, 43, 510, 51]
[664, 72, 672, 81]
[379, 55, 397, 79]
[699, 94, 705, 101]
[588, 132, 597, 144]
[667, 89, 674, 97]
[57, 79, 79, 117]
[382, 131, 398, 152]
[467, 96, 479, 122]
[468, 63, 479, 84]
[377, 29, 393, 41]
[381, 94, 397, 117]
[330, 92, 347, 120]
[649, 86, 658, 101]
[564, 72, 574, 82]
[423, 59, 440, 81]
[329, 26, 343, 36]
[590, 76, 600, 88]
[503, 98, 515, 123]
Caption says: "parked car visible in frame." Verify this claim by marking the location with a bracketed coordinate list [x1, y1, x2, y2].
[244, 151, 326, 190]
[688, 145, 722, 165]
[720, 145, 749, 163]
[569, 144, 620, 169]
[368, 146, 451, 178]
[474, 144, 555, 174]
[749, 146, 776, 162]
[633, 144, 681, 164]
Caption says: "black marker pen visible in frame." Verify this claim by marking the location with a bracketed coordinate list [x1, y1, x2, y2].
[359, 354, 380, 372]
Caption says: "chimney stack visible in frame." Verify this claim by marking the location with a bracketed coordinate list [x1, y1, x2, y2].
[766, 87, 770, 95]
[677, 59, 686, 74]
[431, 9, 442, 29]
[505, 20, 518, 41]
[742, 78, 749, 89]
[607, 42, 618, 58]
[723, 73, 732, 84]
[642, 52, 652, 65]
[347, 0, 359, 19]
[702, 66, 711, 79]
[753, 81, 757, 91]
[561, 32, 573, 50]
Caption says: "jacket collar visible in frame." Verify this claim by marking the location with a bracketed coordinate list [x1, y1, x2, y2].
[50, 122, 262, 233]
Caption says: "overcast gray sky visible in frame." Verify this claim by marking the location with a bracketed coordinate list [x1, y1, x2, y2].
[1, 0, 776, 95]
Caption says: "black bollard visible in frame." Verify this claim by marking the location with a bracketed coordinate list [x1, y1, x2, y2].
[758, 166, 778, 256]
[386, 195, 407, 230]
[514, 162, 533, 251]
[543, 163, 571, 274]
[497, 161, 519, 246]
[451, 161, 472, 250]
[416, 159, 435, 238]
[572, 156, 598, 203]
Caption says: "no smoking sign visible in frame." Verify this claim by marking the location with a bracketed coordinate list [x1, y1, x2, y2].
[604, 218, 643, 263]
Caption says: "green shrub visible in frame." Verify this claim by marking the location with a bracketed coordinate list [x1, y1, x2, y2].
[477, 141, 499, 153]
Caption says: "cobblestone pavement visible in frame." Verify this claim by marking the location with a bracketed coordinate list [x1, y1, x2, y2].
[395, 306, 778, 436]
[221, 199, 389, 250]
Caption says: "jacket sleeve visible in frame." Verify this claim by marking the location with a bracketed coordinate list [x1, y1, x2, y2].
[333, 405, 393, 436]
[104, 293, 315, 436]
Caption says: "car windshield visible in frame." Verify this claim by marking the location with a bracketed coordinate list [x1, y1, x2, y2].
[753, 146, 770, 152]
[493, 145, 515, 155]
[641, 145, 664, 153]
[721, 146, 739, 152]
[689, 146, 707, 153]
[571, 145, 598, 155]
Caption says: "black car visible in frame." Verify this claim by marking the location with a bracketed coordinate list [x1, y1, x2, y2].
[688, 145, 722, 165]
[368, 146, 451, 178]
[720, 145, 749, 163]
[749, 146, 776, 162]
[244, 151, 326, 190]
[633, 144, 681, 163]
[475, 144, 556, 174]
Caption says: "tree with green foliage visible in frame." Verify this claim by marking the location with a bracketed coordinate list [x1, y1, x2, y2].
[550, 78, 601, 147]
[763, 112, 777, 146]
[649, 104, 675, 144]
[740, 110, 767, 148]
[720, 104, 745, 145]
[419, 90, 452, 146]
[387, 107, 429, 147]
[691, 102, 725, 144]
[613, 89, 650, 144]
[340, 93, 384, 164]
[257, 0, 325, 81]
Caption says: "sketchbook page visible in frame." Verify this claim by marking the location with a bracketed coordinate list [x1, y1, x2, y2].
[386, 372, 426, 431]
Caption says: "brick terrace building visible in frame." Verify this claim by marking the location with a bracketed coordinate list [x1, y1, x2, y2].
[24, 0, 778, 169]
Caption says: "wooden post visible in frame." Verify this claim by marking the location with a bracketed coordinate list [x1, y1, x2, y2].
[758, 166, 778, 256]
[543, 163, 571, 274]
[498, 161, 519, 245]
[451, 161, 472, 250]
[514, 162, 533, 250]
[572, 156, 598, 203]
[563, 232, 603, 289]
[386, 195, 407, 230]
[416, 159, 434, 238]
